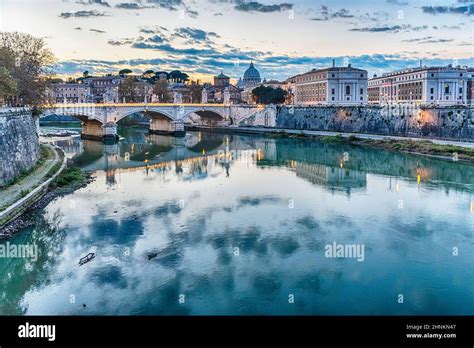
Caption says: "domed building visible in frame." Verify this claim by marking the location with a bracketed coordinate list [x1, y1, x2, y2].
[242, 62, 261, 87]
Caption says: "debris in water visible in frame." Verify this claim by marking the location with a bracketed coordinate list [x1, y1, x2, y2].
[79, 253, 95, 266]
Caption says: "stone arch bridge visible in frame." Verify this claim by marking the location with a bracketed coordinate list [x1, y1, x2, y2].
[41, 103, 276, 140]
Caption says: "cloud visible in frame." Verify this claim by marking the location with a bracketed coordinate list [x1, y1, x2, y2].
[114, 1, 198, 17]
[186, 9, 199, 18]
[116, 3, 150, 9]
[234, 1, 293, 13]
[139, 26, 169, 34]
[76, 0, 110, 6]
[89, 28, 106, 33]
[432, 25, 461, 30]
[174, 27, 220, 41]
[147, 35, 167, 43]
[350, 24, 428, 33]
[110, 27, 223, 50]
[54, 54, 474, 81]
[107, 38, 136, 46]
[59, 10, 108, 18]
[310, 5, 355, 21]
[402, 36, 454, 44]
[386, 0, 408, 5]
[131, 42, 218, 56]
[145, 0, 185, 11]
[421, 4, 473, 16]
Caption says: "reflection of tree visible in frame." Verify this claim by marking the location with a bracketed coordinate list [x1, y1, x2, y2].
[129, 144, 173, 162]
[0, 211, 67, 314]
[187, 133, 224, 153]
[72, 140, 103, 167]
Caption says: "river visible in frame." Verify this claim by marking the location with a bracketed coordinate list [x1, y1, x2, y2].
[0, 127, 473, 315]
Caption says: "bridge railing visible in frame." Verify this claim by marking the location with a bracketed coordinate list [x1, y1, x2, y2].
[49, 103, 231, 107]
[47, 103, 269, 108]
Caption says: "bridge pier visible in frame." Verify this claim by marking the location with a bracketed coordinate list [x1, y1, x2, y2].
[81, 120, 118, 141]
[149, 118, 185, 137]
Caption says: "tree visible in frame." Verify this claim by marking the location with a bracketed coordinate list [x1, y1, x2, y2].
[143, 70, 154, 78]
[119, 68, 132, 77]
[0, 67, 17, 103]
[83, 70, 89, 78]
[169, 70, 189, 83]
[252, 86, 287, 105]
[0, 31, 56, 108]
[118, 76, 138, 102]
[153, 78, 171, 103]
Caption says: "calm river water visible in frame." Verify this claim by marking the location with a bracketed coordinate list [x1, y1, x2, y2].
[1, 127, 473, 315]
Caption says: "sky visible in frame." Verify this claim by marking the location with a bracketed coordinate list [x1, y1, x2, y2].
[0, 0, 473, 82]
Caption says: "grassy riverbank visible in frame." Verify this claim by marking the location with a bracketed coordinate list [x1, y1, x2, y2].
[2, 145, 52, 188]
[52, 166, 87, 188]
[267, 130, 474, 163]
[316, 134, 474, 163]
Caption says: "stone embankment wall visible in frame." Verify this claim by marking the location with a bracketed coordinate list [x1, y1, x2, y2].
[274, 105, 474, 141]
[0, 110, 40, 186]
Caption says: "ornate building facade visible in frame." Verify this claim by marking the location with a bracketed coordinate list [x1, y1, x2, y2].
[368, 65, 471, 105]
[294, 64, 368, 105]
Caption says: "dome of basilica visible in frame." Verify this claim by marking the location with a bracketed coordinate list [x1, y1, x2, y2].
[243, 62, 261, 85]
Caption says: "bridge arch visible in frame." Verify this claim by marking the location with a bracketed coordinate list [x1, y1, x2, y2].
[114, 107, 175, 124]
[41, 108, 105, 124]
[185, 109, 228, 126]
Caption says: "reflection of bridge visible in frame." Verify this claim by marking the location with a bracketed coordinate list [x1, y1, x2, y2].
[41, 103, 275, 140]
[74, 132, 258, 184]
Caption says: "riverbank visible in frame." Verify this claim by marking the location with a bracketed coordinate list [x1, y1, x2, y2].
[0, 144, 59, 212]
[0, 142, 92, 238]
[0, 163, 93, 239]
[188, 126, 474, 164]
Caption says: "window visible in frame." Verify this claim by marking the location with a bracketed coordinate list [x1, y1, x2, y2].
[332, 74, 335, 78]
[430, 96, 434, 100]
[331, 88, 335, 95]
[360, 88, 363, 94]
[360, 96, 363, 101]
[444, 84, 450, 94]
[345, 85, 351, 95]
[360, 74, 363, 77]
[459, 87, 463, 93]
[430, 87, 434, 94]
[332, 97, 335, 101]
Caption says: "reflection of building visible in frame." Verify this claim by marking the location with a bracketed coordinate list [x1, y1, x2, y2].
[368, 65, 472, 105]
[294, 162, 367, 192]
[294, 62, 368, 105]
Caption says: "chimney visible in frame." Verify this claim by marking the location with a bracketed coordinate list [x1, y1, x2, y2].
[419, 60, 422, 68]
[332, 59, 335, 68]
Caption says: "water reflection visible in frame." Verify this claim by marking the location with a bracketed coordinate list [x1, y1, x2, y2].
[0, 128, 473, 315]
